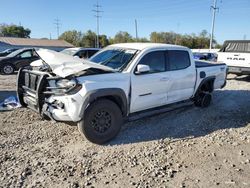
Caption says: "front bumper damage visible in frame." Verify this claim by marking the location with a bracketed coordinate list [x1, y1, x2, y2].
[17, 68, 84, 122]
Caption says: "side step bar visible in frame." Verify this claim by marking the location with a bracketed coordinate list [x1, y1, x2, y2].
[128, 100, 193, 122]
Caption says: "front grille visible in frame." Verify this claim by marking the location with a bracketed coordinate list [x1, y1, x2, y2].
[17, 68, 49, 113]
[24, 72, 40, 92]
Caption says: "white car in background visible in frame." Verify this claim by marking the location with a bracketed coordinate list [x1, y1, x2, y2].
[61, 47, 100, 59]
[217, 40, 250, 75]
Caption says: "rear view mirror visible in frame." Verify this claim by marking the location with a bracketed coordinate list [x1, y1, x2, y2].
[136, 64, 150, 74]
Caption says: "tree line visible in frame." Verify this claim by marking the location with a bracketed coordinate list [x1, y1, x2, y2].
[0, 24, 221, 49]
[59, 29, 221, 49]
[0, 24, 31, 38]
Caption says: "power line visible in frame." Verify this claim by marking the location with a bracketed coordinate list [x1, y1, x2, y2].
[209, 0, 219, 50]
[92, 1, 103, 48]
[54, 18, 61, 39]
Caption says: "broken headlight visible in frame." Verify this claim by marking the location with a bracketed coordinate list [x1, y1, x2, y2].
[56, 79, 76, 89]
[47, 78, 82, 95]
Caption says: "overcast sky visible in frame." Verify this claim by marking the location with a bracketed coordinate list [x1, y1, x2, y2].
[0, 0, 249, 44]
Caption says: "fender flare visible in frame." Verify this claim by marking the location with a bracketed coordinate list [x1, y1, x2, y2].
[194, 76, 216, 97]
[79, 88, 128, 120]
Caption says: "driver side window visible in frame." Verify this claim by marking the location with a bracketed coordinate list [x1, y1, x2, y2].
[137, 51, 166, 73]
[20, 51, 32, 58]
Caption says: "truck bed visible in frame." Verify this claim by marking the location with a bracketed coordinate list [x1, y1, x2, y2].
[195, 60, 226, 68]
[194, 60, 227, 92]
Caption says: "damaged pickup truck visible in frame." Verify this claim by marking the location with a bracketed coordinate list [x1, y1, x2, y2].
[17, 43, 227, 144]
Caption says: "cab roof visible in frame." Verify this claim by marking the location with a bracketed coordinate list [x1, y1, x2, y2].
[109, 43, 187, 51]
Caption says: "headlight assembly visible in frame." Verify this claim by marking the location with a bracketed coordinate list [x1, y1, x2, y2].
[56, 79, 76, 88]
[45, 78, 82, 95]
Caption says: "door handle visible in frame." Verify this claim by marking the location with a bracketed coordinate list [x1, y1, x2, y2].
[160, 77, 169, 81]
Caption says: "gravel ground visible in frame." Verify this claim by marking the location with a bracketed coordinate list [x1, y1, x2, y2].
[0, 74, 250, 188]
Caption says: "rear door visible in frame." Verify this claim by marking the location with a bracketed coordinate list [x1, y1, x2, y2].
[130, 50, 170, 113]
[166, 50, 196, 103]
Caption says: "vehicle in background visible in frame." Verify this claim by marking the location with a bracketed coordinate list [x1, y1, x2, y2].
[193, 52, 217, 62]
[17, 43, 227, 144]
[0, 48, 39, 74]
[61, 47, 100, 59]
[217, 40, 250, 75]
[0, 48, 18, 57]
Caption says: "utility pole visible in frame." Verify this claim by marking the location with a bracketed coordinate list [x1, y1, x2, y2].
[54, 18, 61, 39]
[175, 22, 180, 45]
[209, 0, 219, 50]
[135, 19, 138, 41]
[93, 1, 103, 48]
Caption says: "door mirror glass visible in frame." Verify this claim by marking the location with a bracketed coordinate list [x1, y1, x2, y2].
[136, 64, 150, 74]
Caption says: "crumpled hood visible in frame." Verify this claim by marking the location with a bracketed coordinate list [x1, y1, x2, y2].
[36, 49, 114, 78]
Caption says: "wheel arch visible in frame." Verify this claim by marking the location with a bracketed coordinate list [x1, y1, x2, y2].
[79, 88, 128, 120]
[195, 76, 216, 97]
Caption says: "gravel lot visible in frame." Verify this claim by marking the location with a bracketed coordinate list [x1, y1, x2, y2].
[0, 74, 250, 188]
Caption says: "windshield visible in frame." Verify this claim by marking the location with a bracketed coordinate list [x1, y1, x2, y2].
[61, 49, 78, 56]
[6, 49, 25, 57]
[90, 48, 138, 71]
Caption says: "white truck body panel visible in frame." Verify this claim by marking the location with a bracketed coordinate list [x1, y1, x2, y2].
[218, 52, 250, 68]
[36, 49, 114, 78]
[217, 40, 250, 75]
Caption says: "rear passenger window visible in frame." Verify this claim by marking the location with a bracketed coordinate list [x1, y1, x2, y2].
[77, 50, 87, 58]
[168, 50, 191, 70]
[88, 50, 98, 58]
[137, 51, 166, 73]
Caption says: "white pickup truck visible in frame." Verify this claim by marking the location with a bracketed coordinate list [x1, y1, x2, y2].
[217, 40, 250, 75]
[17, 43, 227, 144]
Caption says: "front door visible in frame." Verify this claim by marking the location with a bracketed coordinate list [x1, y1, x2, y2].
[130, 50, 169, 113]
[15, 50, 39, 68]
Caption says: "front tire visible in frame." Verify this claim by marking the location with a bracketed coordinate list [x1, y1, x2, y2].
[1, 64, 15, 75]
[78, 99, 123, 144]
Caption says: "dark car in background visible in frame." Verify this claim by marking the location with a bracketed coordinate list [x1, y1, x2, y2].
[0, 48, 39, 74]
[193, 52, 217, 62]
[0, 48, 19, 57]
[61, 47, 100, 59]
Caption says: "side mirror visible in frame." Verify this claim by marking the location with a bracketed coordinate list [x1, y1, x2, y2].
[136, 64, 150, 74]
[73, 55, 80, 58]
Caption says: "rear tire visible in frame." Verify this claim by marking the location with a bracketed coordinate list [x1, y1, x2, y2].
[1, 64, 15, 75]
[194, 92, 212, 108]
[200, 93, 212, 107]
[78, 99, 123, 144]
